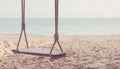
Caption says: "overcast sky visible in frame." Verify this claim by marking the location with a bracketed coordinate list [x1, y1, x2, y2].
[0, 0, 120, 18]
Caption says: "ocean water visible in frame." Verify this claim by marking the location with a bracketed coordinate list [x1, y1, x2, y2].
[0, 18, 120, 35]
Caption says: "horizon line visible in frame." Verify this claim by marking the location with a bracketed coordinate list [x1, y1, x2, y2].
[0, 17, 120, 19]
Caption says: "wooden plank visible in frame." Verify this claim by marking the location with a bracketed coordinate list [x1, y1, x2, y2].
[12, 48, 66, 57]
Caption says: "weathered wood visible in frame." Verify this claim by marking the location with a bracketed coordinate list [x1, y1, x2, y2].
[13, 48, 66, 57]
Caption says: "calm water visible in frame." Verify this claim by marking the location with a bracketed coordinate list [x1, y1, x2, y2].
[0, 18, 120, 35]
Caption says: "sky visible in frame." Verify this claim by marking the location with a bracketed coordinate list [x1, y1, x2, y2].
[0, 0, 120, 18]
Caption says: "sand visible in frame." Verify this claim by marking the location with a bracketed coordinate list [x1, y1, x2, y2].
[0, 34, 120, 69]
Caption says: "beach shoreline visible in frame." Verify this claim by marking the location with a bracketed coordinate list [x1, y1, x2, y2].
[0, 34, 120, 69]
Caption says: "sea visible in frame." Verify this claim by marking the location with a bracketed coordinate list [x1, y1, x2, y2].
[0, 18, 120, 35]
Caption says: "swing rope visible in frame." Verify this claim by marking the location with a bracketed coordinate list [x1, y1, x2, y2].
[16, 0, 29, 51]
[50, 0, 63, 56]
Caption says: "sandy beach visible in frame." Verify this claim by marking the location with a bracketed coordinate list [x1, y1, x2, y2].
[0, 34, 120, 69]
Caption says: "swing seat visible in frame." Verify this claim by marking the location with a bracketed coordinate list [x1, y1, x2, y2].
[12, 48, 66, 57]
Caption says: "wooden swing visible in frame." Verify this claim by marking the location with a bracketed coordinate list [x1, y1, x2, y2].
[13, 0, 66, 57]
